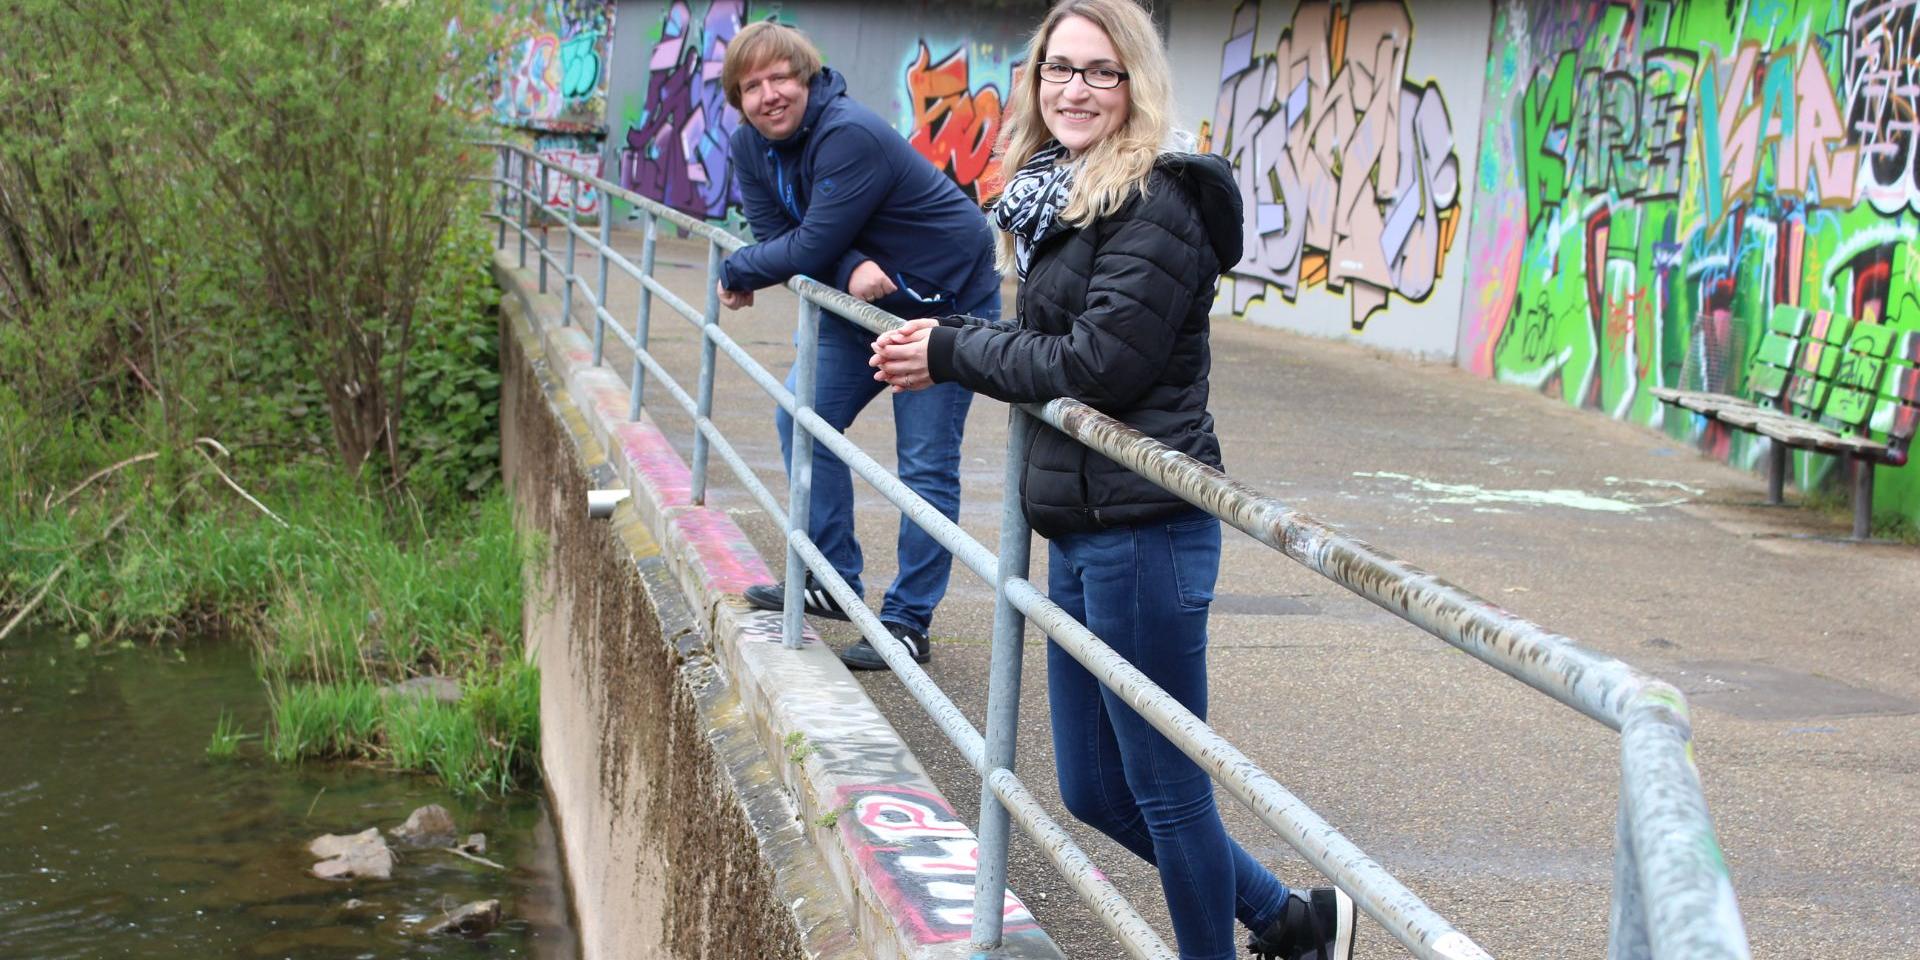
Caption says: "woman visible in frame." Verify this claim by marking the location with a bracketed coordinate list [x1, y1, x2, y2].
[870, 2, 1355, 958]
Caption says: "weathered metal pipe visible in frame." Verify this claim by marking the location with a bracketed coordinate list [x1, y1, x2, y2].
[585, 489, 629, 519]
[482, 140, 1750, 960]
[784, 534, 1174, 960]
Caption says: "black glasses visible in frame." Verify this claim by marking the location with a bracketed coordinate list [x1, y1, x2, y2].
[1036, 61, 1129, 89]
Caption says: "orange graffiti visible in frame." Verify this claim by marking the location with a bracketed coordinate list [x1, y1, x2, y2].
[906, 42, 1006, 202]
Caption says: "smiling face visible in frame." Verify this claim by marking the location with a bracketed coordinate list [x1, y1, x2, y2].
[1039, 15, 1130, 157]
[738, 59, 809, 141]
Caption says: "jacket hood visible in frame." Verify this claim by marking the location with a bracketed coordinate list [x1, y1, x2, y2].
[1156, 152, 1243, 271]
[761, 66, 847, 149]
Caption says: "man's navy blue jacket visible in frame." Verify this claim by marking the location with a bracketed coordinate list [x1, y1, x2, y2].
[719, 67, 998, 319]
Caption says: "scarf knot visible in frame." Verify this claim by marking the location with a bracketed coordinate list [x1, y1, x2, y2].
[991, 143, 1075, 281]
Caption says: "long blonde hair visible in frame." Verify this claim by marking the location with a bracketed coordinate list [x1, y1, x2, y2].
[993, 0, 1173, 273]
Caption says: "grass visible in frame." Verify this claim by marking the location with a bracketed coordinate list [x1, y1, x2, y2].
[3, 466, 540, 797]
[206, 710, 250, 760]
[1800, 484, 1920, 543]
[246, 489, 539, 796]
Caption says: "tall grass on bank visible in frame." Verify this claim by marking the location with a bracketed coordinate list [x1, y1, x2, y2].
[250, 491, 542, 797]
[2, 472, 542, 797]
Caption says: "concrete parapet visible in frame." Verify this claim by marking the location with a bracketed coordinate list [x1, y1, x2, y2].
[495, 252, 1064, 960]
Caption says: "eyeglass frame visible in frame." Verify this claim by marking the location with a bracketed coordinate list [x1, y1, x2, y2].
[1035, 60, 1130, 89]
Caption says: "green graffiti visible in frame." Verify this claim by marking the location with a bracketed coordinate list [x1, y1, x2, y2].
[1473, 0, 1920, 526]
[1521, 53, 1574, 226]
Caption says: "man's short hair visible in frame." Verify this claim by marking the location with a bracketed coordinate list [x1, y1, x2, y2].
[723, 22, 823, 110]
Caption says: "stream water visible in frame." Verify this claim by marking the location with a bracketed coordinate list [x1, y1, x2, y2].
[0, 630, 579, 959]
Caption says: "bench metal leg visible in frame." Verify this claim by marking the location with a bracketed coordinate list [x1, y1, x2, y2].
[1765, 442, 1787, 505]
[1853, 459, 1875, 540]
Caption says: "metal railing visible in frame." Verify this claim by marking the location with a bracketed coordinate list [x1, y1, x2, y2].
[479, 141, 1752, 960]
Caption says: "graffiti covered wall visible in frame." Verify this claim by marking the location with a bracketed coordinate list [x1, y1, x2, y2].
[607, 0, 1042, 223]
[1168, 0, 1491, 358]
[620, 0, 745, 220]
[494, 0, 618, 132]
[493, 1, 618, 219]
[1462, 0, 1920, 522]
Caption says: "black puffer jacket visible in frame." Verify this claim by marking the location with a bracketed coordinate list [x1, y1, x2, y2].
[925, 153, 1243, 538]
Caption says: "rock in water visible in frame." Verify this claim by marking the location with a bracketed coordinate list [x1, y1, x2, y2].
[378, 675, 461, 704]
[458, 832, 487, 855]
[390, 804, 458, 848]
[308, 828, 394, 881]
[426, 899, 502, 937]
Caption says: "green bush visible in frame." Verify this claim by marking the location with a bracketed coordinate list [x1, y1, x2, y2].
[0, 0, 532, 797]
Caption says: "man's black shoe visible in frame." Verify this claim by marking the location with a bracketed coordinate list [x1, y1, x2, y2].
[839, 622, 931, 671]
[1246, 887, 1354, 960]
[741, 579, 851, 621]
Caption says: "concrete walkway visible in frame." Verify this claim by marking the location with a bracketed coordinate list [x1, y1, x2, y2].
[514, 224, 1917, 959]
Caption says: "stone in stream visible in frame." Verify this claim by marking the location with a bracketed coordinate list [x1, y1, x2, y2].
[458, 832, 487, 855]
[308, 828, 394, 881]
[389, 804, 459, 848]
[378, 675, 461, 704]
[426, 899, 502, 937]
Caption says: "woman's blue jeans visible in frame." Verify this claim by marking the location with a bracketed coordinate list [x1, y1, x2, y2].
[774, 299, 995, 634]
[1047, 509, 1291, 959]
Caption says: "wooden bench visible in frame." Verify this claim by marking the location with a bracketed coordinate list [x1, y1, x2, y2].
[1651, 304, 1920, 539]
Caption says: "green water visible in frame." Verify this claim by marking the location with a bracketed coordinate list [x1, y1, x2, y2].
[0, 631, 578, 960]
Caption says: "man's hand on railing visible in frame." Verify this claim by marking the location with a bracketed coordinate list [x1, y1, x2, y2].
[848, 260, 899, 302]
[871, 318, 939, 393]
[717, 279, 754, 310]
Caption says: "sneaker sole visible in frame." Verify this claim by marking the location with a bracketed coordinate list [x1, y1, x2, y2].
[742, 588, 851, 621]
[1331, 887, 1355, 960]
[837, 647, 930, 670]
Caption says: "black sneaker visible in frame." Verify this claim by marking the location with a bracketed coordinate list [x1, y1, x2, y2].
[839, 622, 931, 671]
[742, 578, 850, 621]
[1247, 887, 1355, 960]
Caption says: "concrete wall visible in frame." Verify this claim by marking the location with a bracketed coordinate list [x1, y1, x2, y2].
[501, 291, 846, 960]
[494, 0, 619, 219]
[496, 251, 1063, 960]
[591, 0, 1920, 523]
[606, 0, 1048, 224]
[1169, 0, 1493, 360]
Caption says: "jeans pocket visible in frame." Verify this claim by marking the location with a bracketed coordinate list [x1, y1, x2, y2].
[1165, 514, 1221, 609]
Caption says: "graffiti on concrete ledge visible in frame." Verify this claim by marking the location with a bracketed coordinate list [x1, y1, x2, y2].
[837, 785, 1039, 944]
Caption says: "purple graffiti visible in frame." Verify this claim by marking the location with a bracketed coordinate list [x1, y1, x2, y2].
[622, 0, 745, 219]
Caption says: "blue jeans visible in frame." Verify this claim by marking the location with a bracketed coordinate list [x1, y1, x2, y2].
[1047, 509, 1291, 960]
[774, 295, 997, 633]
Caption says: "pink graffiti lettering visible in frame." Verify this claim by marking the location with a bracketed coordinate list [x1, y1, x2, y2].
[839, 786, 1039, 944]
[1207, 0, 1460, 330]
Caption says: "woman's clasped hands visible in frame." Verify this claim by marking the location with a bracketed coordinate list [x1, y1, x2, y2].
[869, 317, 941, 393]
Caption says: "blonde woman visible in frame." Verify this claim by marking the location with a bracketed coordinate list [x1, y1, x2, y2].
[870, 1, 1355, 957]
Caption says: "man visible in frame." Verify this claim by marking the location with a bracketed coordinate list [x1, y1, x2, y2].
[716, 22, 999, 671]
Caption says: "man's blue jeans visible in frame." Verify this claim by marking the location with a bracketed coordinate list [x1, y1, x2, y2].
[774, 297, 997, 634]
[1047, 509, 1291, 959]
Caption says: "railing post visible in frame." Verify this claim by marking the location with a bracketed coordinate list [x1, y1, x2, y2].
[691, 239, 723, 503]
[517, 150, 529, 269]
[784, 299, 821, 650]
[537, 164, 550, 294]
[1607, 787, 1652, 960]
[561, 174, 579, 328]
[972, 406, 1035, 948]
[495, 145, 508, 250]
[627, 212, 659, 420]
[592, 190, 612, 366]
